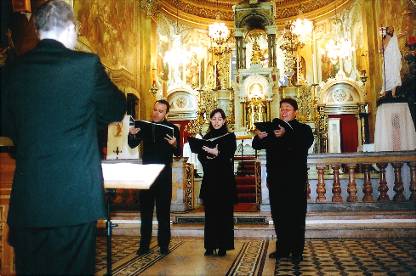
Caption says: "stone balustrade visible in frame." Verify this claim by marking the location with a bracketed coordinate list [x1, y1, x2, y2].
[258, 151, 416, 211]
[306, 151, 416, 204]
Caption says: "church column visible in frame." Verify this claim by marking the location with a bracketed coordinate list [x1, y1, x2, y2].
[266, 26, 277, 68]
[359, 104, 370, 144]
[235, 28, 244, 70]
[267, 35, 273, 68]
[272, 34, 276, 67]
[241, 44, 247, 69]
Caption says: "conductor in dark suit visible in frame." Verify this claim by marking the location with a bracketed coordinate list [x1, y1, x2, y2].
[2, 1, 126, 274]
[128, 99, 180, 256]
[252, 98, 314, 264]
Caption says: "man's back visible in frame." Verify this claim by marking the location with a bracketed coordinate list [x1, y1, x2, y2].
[4, 39, 126, 228]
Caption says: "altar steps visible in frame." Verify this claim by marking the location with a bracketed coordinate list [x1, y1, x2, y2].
[103, 210, 416, 239]
[234, 156, 259, 212]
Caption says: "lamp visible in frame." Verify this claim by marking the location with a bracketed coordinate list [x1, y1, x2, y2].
[209, 22, 230, 46]
[280, 22, 304, 86]
[163, 1, 191, 74]
[360, 69, 368, 84]
[208, 0, 230, 54]
[324, 2, 354, 64]
[291, 14, 313, 43]
[280, 21, 305, 53]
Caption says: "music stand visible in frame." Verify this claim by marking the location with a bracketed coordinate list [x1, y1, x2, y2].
[102, 161, 165, 275]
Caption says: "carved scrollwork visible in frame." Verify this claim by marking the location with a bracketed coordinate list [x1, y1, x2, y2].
[184, 163, 194, 210]
[140, 0, 160, 17]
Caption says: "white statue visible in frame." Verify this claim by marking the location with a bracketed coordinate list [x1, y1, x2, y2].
[381, 26, 402, 97]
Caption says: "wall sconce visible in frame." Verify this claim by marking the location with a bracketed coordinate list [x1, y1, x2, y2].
[149, 81, 158, 96]
[360, 69, 368, 84]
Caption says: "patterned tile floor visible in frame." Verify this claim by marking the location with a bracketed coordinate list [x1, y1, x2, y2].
[96, 236, 416, 275]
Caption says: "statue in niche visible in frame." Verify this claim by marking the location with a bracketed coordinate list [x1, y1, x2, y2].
[215, 61, 221, 89]
[251, 39, 264, 65]
[246, 98, 267, 130]
[205, 61, 216, 90]
[186, 53, 200, 88]
[249, 83, 263, 98]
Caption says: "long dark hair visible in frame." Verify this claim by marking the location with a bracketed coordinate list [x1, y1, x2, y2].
[206, 108, 228, 137]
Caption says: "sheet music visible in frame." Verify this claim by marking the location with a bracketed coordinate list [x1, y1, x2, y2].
[102, 163, 165, 189]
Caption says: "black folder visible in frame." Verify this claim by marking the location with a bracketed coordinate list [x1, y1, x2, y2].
[130, 118, 174, 140]
[188, 133, 230, 154]
[254, 119, 293, 133]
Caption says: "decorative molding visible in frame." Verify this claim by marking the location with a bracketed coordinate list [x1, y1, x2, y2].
[166, 88, 198, 120]
[318, 78, 365, 105]
[140, 0, 160, 17]
[161, 0, 339, 21]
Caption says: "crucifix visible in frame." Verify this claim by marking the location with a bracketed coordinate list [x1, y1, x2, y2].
[113, 147, 122, 159]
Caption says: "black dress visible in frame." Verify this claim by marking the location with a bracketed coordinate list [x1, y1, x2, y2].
[198, 127, 237, 251]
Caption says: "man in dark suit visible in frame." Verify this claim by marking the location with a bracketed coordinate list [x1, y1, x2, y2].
[128, 99, 180, 256]
[252, 98, 314, 264]
[2, 1, 126, 274]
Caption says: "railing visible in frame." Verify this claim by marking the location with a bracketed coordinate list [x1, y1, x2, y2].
[306, 151, 416, 205]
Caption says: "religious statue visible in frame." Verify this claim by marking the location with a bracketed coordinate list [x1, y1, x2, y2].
[381, 26, 402, 97]
[251, 39, 264, 65]
[246, 98, 267, 130]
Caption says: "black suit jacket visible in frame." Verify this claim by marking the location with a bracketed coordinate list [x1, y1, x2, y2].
[2, 39, 126, 228]
[252, 119, 314, 185]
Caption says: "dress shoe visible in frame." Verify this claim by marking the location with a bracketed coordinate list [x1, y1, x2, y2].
[136, 248, 150, 256]
[291, 255, 303, 264]
[160, 247, 170, 255]
[268, 251, 287, 260]
[218, 249, 226, 256]
[204, 249, 214, 256]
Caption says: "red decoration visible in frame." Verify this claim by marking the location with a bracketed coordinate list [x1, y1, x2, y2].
[406, 35, 416, 49]
[328, 114, 358, 153]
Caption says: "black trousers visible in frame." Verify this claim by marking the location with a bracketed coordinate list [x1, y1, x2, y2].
[139, 169, 172, 250]
[269, 179, 307, 257]
[9, 221, 97, 275]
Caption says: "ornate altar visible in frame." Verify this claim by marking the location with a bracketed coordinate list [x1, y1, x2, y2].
[233, 0, 280, 133]
[316, 78, 368, 153]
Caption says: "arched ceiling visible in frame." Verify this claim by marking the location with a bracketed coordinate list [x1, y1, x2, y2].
[159, 0, 347, 24]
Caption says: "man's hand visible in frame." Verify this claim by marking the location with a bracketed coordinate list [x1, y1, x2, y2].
[202, 144, 219, 156]
[129, 127, 141, 135]
[255, 129, 268, 139]
[274, 125, 286, 138]
[165, 134, 177, 147]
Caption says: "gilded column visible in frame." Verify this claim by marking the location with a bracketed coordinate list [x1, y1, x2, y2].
[139, 1, 158, 117]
